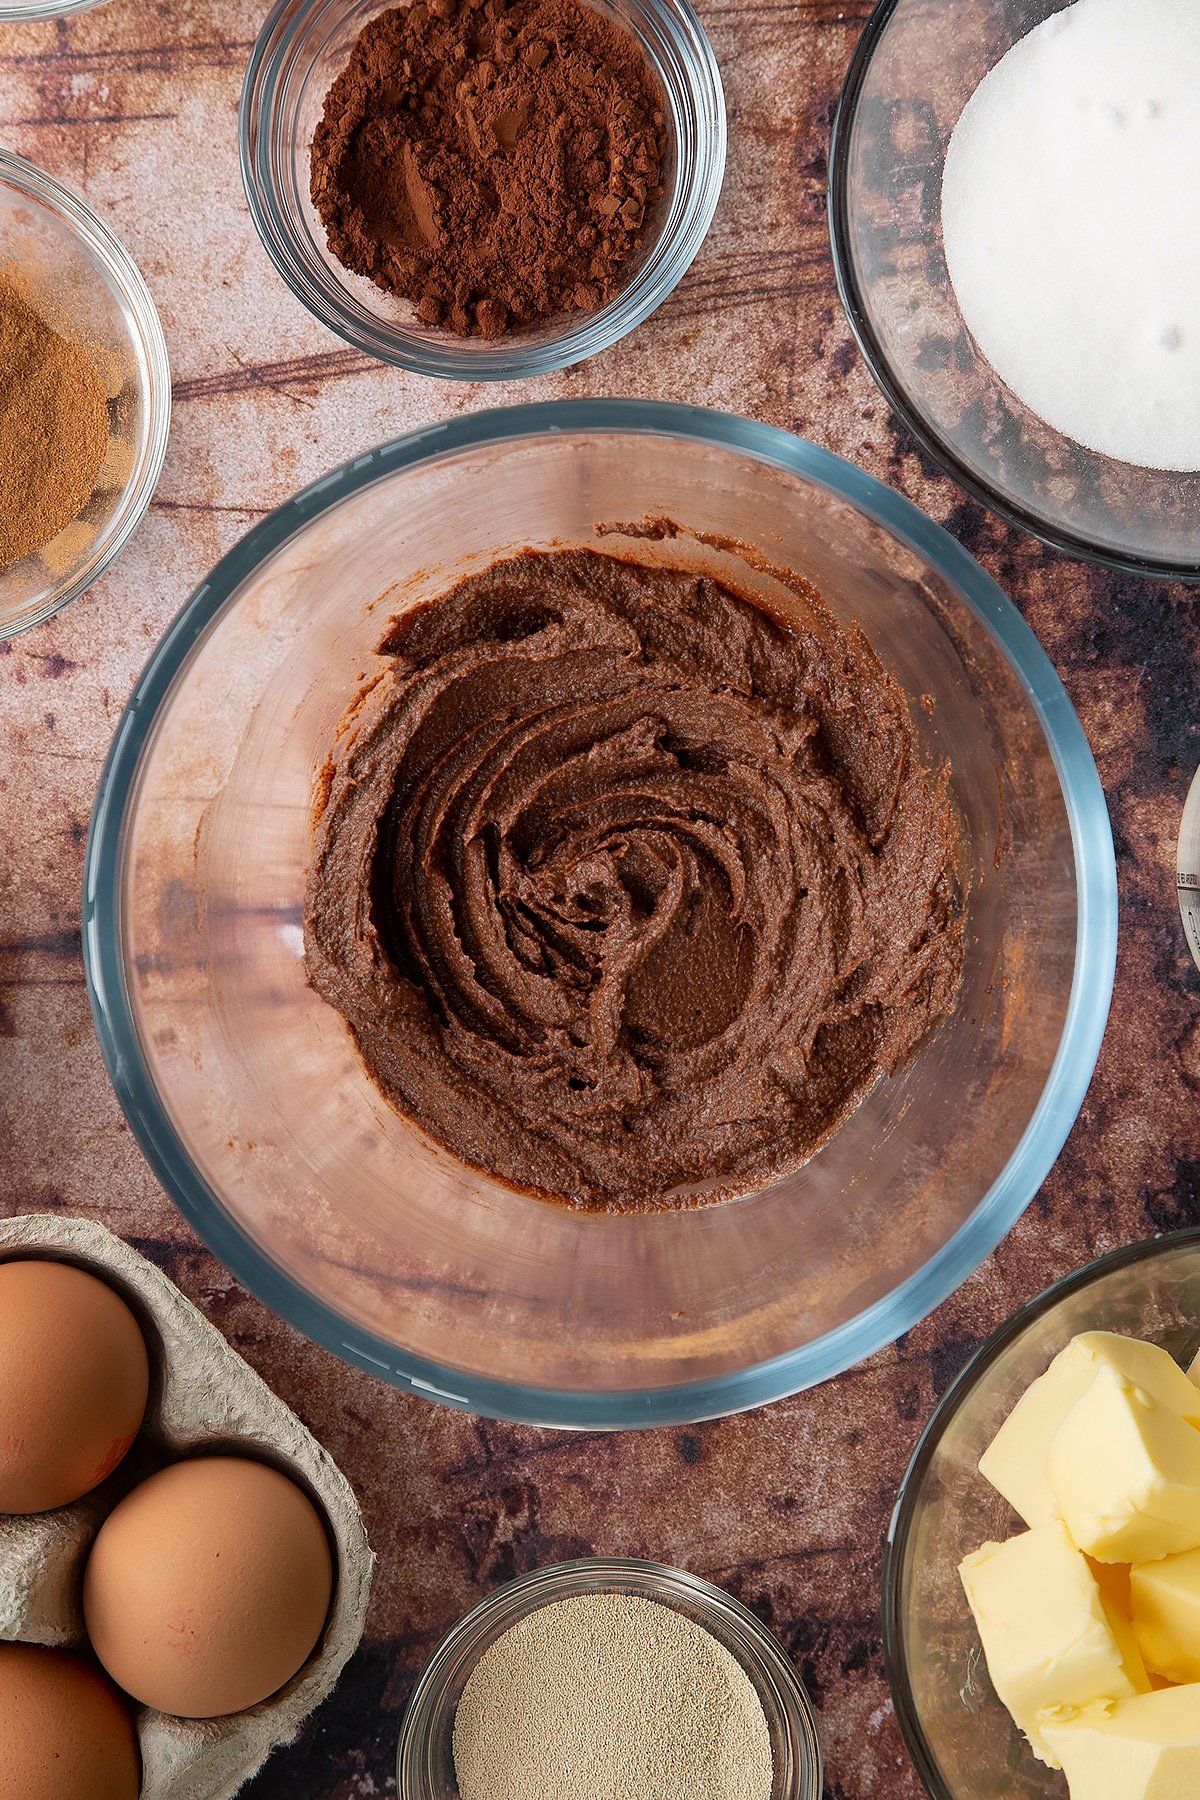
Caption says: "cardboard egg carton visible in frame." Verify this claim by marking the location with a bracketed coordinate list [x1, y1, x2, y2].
[0, 1214, 374, 1799]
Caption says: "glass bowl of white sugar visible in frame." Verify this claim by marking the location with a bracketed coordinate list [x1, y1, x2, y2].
[397, 1558, 822, 1800]
[830, 0, 1200, 581]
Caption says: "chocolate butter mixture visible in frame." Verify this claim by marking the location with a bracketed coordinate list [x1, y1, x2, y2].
[304, 549, 964, 1212]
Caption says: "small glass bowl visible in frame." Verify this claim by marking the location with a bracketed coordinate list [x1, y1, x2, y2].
[829, 0, 1200, 582]
[884, 1231, 1200, 1800]
[0, 0, 105, 21]
[397, 1558, 822, 1799]
[240, 0, 725, 379]
[0, 151, 170, 639]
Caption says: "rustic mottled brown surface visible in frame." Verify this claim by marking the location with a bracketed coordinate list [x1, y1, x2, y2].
[1, 2, 1198, 1796]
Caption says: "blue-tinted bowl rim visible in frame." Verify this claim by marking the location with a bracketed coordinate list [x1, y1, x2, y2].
[82, 397, 1117, 1428]
[827, 0, 1200, 584]
[881, 1228, 1200, 1798]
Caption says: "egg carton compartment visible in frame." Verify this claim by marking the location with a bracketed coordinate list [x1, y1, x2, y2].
[0, 1214, 374, 1800]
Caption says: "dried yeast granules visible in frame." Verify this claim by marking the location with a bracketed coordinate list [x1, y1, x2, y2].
[309, 0, 667, 339]
[451, 1592, 774, 1800]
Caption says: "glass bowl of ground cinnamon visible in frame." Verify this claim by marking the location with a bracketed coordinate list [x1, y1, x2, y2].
[397, 1558, 822, 1800]
[0, 151, 170, 638]
[240, 0, 724, 376]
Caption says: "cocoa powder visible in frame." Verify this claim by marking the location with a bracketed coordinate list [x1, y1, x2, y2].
[309, 0, 667, 339]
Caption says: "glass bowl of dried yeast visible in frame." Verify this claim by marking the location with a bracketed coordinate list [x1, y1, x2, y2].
[397, 1558, 822, 1800]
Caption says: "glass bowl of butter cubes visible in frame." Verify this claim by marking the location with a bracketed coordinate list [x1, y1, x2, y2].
[885, 1229, 1200, 1800]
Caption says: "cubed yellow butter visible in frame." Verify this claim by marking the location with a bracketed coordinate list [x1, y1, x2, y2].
[959, 1520, 1150, 1767]
[980, 1334, 1200, 1528]
[1188, 1346, 1200, 1388]
[1041, 1686, 1200, 1800]
[1084, 1561, 1180, 1692]
[1090, 1560, 1153, 1692]
[1091, 1558, 1134, 1620]
[1049, 1364, 1200, 1563]
[1131, 1550, 1200, 1685]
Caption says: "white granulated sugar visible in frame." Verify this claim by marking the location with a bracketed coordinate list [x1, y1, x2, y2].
[941, 0, 1200, 470]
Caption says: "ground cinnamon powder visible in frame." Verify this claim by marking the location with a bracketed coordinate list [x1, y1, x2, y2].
[310, 0, 667, 339]
[0, 278, 109, 570]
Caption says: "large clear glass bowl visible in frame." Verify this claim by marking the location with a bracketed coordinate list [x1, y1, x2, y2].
[83, 400, 1116, 1428]
[240, 0, 725, 379]
[885, 1232, 1200, 1800]
[829, 0, 1200, 582]
[397, 1558, 822, 1799]
[0, 151, 170, 638]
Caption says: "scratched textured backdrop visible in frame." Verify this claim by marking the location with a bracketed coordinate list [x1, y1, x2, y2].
[1, 1, 1199, 1795]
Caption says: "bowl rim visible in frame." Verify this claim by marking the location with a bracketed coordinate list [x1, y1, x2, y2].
[827, 0, 1200, 586]
[238, 0, 726, 380]
[0, 0, 105, 20]
[0, 148, 172, 638]
[395, 1554, 823, 1800]
[881, 1227, 1200, 1797]
[82, 396, 1118, 1429]
[1178, 763, 1200, 974]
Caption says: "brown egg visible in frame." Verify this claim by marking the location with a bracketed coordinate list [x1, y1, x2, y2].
[0, 1641, 140, 1800]
[0, 1260, 150, 1513]
[83, 1455, 334, 1717]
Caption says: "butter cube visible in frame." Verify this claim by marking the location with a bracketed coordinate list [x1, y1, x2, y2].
[1049, 1364, 1200, 1563]
[1091, 1558, 1134, 1621]
[980, 1334, 1200, 1527]
[1131, 1549, 1200, 1684]
[1090, 1560, 1155, 1695]
[1042, 1686, 1200, 1799]
[1188, 1346, 1200, 1388]
[959, 1520, 1149, 1766]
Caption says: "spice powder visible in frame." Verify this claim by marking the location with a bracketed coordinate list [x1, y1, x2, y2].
[451, 1592, 775, 1800]
[310, 0, 667, 338]
[0, 278, 108, 571]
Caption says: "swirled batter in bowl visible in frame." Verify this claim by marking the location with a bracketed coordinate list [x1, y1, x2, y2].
[303, 547, 963, 1212]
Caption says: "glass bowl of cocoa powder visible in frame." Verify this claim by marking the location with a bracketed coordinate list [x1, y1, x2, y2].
[0, 151, 171, 639]
[240, 0, 725, 377]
